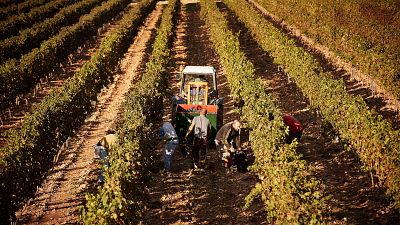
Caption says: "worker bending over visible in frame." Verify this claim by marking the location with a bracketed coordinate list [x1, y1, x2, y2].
[215, 120, 241, 170]
[282, 114, 303, 144]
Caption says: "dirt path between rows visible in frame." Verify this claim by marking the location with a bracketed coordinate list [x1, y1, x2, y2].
[144, 1, 266, 224]
[15, 4, 164, 224]
[0, 0, 136, 137]
[247, 0, 400, 129]
[219, 2, 400, 224]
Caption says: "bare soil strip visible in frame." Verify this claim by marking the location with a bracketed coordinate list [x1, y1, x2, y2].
[0, 1, 136, 133]
[15, 4, 164, 224]
[247, 0, 400, 129]
[219, 2, 400, 224]
[144, 1, 266, 224]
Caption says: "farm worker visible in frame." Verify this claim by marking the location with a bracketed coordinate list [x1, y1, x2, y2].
[100, 129, 118, 149]
[160, 121, 179, 171]
[215, 120, 241, 170]
[282, 113, 303, 144]
[185, 109, 211, 170]
[94, 130, 117, 184]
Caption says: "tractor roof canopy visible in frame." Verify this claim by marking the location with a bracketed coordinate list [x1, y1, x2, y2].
[182, 66, 216, 75]
[180, 66, 217, 96]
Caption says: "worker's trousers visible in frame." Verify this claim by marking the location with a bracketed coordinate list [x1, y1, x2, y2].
[193, 137, 207, 169]
[94, 145, 109, 183]
[164, 139, 179, 171]
[215, 140, 233, 168]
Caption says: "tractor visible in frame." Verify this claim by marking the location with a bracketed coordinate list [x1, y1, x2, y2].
[172, 66, 223, 144]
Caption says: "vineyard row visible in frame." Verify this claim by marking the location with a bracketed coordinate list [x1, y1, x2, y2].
[81, 0, 178, 222]
[0, 0, 132, 112]
[225, 0, 400, 209]
[0, 0, 24, 8]
[0, 0, 51, 21]
[0, 0, 80, 40]
[254, 0, 400, 103]
[0, 0, 155, 223]
[0, 0, 107, 64]
[200, 0, 324, 223]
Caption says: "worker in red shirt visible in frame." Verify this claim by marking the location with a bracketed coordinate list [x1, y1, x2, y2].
[282, 114, 303, 144]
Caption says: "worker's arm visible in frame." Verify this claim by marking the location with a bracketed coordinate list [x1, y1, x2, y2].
[206, 122, 211, 141]
[234, 129, 241, 150]
[99, 137, 106, 147]
[222, 128, 232, 149]
[185, 119, 196, 138]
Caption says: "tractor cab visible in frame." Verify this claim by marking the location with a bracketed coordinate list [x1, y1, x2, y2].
[179, 66, 218, 103]
[173, 66, 223, 143]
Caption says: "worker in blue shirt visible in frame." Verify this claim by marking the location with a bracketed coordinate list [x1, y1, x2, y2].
[160, 122, 179, 171]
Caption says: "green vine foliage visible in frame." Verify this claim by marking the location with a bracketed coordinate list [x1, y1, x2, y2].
[0, 0, 79, 40]
[0, 0, 131, 112]
[200, 0, 324, 224]
[80, 0, 178, 223]
[0, 0, 107, 64]
[0, 0, 156, 223]
[224, 0, 400, 209]
[0, 0, 52, 21]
